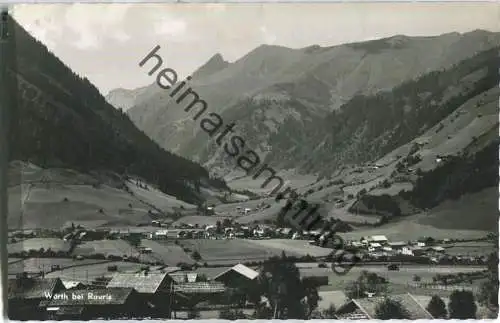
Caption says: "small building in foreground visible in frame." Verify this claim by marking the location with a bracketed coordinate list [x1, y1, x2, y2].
[7, 275, 65, 320]
[335, 293, 434, 319]
[43, 288, 148, 320]
[213, 264, 259, 288]
[106, 271, 174, 317]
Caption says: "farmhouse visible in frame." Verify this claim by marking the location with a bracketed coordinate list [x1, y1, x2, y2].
[42, 288, 148, 320]
[106, 271, 174, 316]
[7, 274, 65, 320]
[335, 293, 434, 319]
[213, 264, 259, 288]
[388, 241, 407, 250]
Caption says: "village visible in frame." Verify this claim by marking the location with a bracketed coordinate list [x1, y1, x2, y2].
[7, 218, 496, 320]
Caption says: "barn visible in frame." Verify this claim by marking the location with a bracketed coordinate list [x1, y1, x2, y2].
[106, 270, 174, 317]
[213, 264, 259, 287]
[8, 274, 65, 320]
[42, 288, 148, 320]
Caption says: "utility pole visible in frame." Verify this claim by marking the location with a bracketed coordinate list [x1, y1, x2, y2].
[0, 7, 11, 320]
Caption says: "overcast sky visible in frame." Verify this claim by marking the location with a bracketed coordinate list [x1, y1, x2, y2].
[12, 2, 500, 95]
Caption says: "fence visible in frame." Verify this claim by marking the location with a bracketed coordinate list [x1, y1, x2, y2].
[406, 282, 479, 292]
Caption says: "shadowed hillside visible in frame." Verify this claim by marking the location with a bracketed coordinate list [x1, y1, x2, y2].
[6, 18, 226, 204]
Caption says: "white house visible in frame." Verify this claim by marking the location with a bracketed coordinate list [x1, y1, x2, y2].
[153, 230, 168, 240]
[368, 235, 388, 243]
[401, 247, 414, 256]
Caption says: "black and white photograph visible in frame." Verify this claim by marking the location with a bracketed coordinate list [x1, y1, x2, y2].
[3, 2, 499, 320]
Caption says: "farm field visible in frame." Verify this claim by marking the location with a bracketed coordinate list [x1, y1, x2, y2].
[72, 239, 157, 261]
[303, 264, 487, 293]
[417, 187, 498, 232]
[141, 240, 195, 265]
[7, 238, 71, 254]
[8, 257, 110, 275]
[44, 261, 149, 283]
[443, 241, 497, 256]
[178, 239, 294, 264]
[341, 216, 491, 241]
[8, 183, 152, 229]
[244, 239, 333, 257]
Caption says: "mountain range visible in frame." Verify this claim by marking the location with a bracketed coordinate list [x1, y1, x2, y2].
[109, 30, 500, 182]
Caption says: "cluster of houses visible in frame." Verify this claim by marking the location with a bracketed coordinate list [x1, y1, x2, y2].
[8, 263, 263, 320]
[347, 235, 445, 257]
[8, 261, 447, 321]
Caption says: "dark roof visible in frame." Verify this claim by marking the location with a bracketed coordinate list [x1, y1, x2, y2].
[337, 293, 434, 319]
[174, 282, 226, 294]
[45, 288, 135, 306]
[8, 277, 63, 300]
[55, 306, 85, 315]
[106, 272, 170, 294]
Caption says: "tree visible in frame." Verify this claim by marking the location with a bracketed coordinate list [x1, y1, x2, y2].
[256, 255, 314, 319]
[345, 270, 388, 298]
[375, 297, 411, 319]
[215, 221, 223, 234]
[222, 218, 232, 228]
[218, 309, 247, 320]
[124, 234, 141, 248]
[448, 290, 477, 319]
[477, 252, 499, 314]
[191, 250, 202, 261]
[426, 295, 447, 318]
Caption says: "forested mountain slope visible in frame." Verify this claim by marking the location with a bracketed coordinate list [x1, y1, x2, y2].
[6, 18, 225, 204]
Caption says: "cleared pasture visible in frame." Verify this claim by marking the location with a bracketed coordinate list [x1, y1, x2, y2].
[244, 239, 333, 257]
[141, 240, 194, 265]
[308, 264, 487, 293]
[8, 183, 152, 229]
[7, 238, 71, 254]
[341, 217, 490, 241]
[444, 241, 496, 256]
[8, 257, 109, 275]
[178, 239, 288, 264]
[73, 240, 137, 257]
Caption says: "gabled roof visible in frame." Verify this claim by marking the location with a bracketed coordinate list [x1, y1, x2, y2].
[369, 235, 388, 242]
[337, 293, 434, 319]
[213, 264, 259, 281]
[8, 277, 63, 300]
[388, 241, 407, 247]
[106, 272, 170, 294]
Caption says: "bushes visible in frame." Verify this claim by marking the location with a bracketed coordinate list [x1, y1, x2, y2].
[191, 250, 202, 261]
[448, 290, 477, 319]
[426, 295, 447, 318]
[375, 297, 411, 319]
